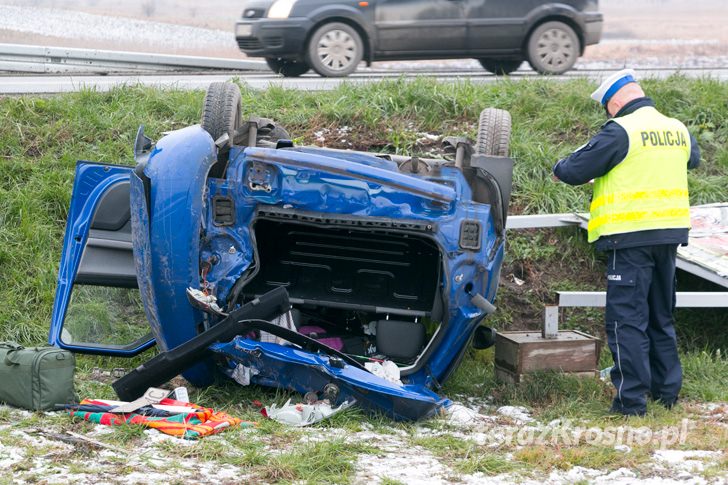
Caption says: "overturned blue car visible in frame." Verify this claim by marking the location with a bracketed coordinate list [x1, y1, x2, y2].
[49, 82, 514, 420]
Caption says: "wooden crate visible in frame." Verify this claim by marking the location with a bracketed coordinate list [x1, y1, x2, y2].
[494, 330, 602, 384]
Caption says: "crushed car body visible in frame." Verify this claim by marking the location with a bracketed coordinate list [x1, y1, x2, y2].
[49, 82, 514, 421]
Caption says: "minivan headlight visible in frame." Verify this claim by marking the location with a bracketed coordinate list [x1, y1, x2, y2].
[267, 0, 297, 18]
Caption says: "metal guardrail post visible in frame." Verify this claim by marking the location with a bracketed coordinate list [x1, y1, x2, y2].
[543, 306, 559, 339]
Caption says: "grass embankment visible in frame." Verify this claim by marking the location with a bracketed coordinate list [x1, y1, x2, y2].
[0, 78, 726, 482]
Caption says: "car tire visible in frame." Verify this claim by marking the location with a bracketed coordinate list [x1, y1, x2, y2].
[306, 22, 363, 77]
[475, 108, 511, 157]
[265, 57, 310, 77]
[201, 81, 242, 143]
[478, 58, 522, 75]
[257, 123, 291, 144]
[526, 21, 580, 75]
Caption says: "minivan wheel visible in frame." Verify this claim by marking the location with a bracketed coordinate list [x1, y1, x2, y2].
[526, 21, 580, 75]
[307, 22, 363, 77]
[265, 57, 310, 77]
[475, 108, 511, 157]
[478, 58, 522, 75]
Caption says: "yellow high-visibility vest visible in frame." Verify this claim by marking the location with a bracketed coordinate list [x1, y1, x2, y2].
[588, 106, 691, 243]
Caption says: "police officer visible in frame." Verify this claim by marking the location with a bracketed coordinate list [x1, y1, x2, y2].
[553, 69, 701, 416]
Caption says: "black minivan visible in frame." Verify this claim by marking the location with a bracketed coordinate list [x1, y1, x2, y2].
[235, 0, 602, 77]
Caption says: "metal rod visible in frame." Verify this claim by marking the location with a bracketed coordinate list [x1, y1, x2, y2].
[557, 291, 728, 308]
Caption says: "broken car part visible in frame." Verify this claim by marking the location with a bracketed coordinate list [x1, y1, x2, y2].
[264, 398, 355, 427]
[113, 287, 290, 401]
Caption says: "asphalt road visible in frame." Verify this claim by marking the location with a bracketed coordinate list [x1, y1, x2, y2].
[1, 67, 727, 94]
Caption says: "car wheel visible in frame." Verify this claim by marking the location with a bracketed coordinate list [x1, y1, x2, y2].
[478, 58, 522, 75]
[256, 123, 291, 144]
[475, 108, 511, 157]
[526, 21, 580, 75]
[306, 22, 363, 77]
[265, 57, 310, 77]
[201, 81, 242, 142]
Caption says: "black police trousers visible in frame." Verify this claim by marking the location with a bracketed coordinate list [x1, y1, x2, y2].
[605, 244, 682, 415]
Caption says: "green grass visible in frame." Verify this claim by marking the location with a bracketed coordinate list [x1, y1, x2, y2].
[513, 444, 652, 473]
[681, 349, 728, 402]
[445, 345, 728, 418]
[258, 439, 378, 484]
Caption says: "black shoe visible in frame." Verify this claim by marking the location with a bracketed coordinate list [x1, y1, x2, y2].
[655, 397, 678, 410]
[609, 404, 646, 417]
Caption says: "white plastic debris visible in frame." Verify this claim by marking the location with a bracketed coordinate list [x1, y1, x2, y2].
[416, 132, 440, 142]
[363, 321, 377, 336]
[186, 288, 225, 315]
[445, 403, 483, 425]
[599, 366, 613, 381]
[264, 399, 355, 427]
[172, 386, 189, 403]
[231, 364, 259, 386]
[364, 360, 402, 385]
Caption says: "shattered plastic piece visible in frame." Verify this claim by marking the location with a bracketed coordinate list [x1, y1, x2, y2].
[264, 399, 355, 427]
[230, 364, 259, 386]
[364, 360, 402, 385]
[186, 288, 225, 316]
[599, 366, 613, 381]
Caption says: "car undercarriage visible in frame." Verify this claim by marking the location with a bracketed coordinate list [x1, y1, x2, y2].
[49, 82, 514, 420]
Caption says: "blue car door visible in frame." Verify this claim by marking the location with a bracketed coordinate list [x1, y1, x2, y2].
[48, 161, 155, 356]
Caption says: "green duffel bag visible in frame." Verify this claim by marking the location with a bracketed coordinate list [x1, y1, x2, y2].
[0, 342, 77, 411]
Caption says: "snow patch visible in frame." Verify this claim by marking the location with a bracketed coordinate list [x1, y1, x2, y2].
[0, 442, 24, 469]
[355, 444, 450, 484]
[653, 449, 721, 473]
[496, 405, 534, 423]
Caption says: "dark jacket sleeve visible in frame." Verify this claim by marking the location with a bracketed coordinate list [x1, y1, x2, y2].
[552, 121, 630, 186]
[688, 133, 701, 169]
